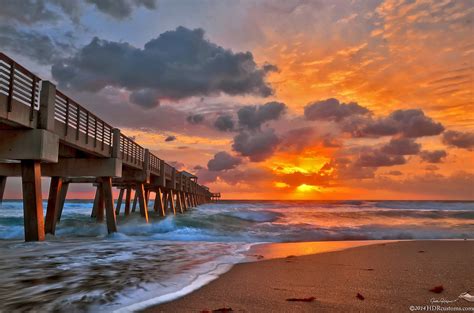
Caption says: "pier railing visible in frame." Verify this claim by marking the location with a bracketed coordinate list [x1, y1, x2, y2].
[0, 52, 211, 195]
[0, 53, 41, 125]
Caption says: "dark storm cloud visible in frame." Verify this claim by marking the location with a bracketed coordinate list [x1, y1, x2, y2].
[0, 0, 154, 25]
[237, 101, 286, 130]
[85, 0, 158, 19]
[0, 25, 73, 65]
[129, 88, 160, 108]
[0, 0, 60, 25]
[52, 27, 277, 108]
[165, 135, 176, 142]
[304, 98, 370, 122]
[380, 138, 421, 155]
[232, 129, 280, 162]
[187, 114, 205, 125]
[207, 151, 242, 171]
[419, 150, 447, 163]
[442, 130, 474, 150]
[332, 158, 376, 179]
[355, 150, 406, 167]
[214, 115, 235, 132]
[361, 109, 444, 138]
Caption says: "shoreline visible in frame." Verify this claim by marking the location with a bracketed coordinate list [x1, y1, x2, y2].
[144, 240, 474, 313]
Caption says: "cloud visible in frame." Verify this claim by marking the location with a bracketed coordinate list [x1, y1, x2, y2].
[304, 98, 370, 121]
[214, 115, 235, 132]
[333, 158, 376, 179]
[0, 25, 73, 65]
[207, 151, 242, 171]
[232, 128, 280, 162]
[52, 27, 276, 108]
[187, 114, 205, 125]
[361, 109, 444, 138]
[237, 101, 286, 130]
[442, 130, 474, 150]
[419, 150, 447, 163]
[386, 170, 403, 176]
[129, 88, 160, 108]
[169, 161, 185, 170]
[85, 0, 158, 19]
[356, 150, 406, 167]
[0, 0, 61, 25]
[380, 138, 421, 155]
[165, 135, 176, 142]
[364, 171, 474, 199]
[279, 127, 340, 152]
[0, 0, 155, 24]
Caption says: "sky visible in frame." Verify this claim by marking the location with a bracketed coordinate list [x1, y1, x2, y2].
[1, 0, 473, 200]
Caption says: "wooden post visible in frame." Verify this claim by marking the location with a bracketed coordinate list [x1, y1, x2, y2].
[153, 187, 165, 216]
[124, 187, 131, 216]
[112, 128, 121, 158]
[181, 192, 187, 211]
[45, 177, 62, 235]
[101, 177, 117, 233]
[0, 176, 6, 204]
[169, 189, 176, 215]
[145, 189, 150, 207]
[115, 188, 124, 215]
[96, 182, 105, 222]
[56, 181, 69, 222]
[136, 183, 149, 222]
[91, 185, 99, 218]
[162, 189, 168, 214]
[38, 81, 56, 131]
[132, 189, 138, 212]
[21, 160, 45, 241]
[176, 191, 183, 214]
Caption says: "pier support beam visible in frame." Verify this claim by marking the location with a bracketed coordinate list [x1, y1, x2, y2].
[115, 188, 124, 215]
[45, 177, 62, 235]
[169, 189, 176, 215]
[96, 183, 105, 222]
[153, 187, 165, 216]
[136, 183, 149, 222]
[132, 191, 138, 212]
[124, 187, 131, 216]
[180, 192, 187, 211]
[101, 177, 117, 234]
[56, 181, 69, 222]
[21, 160, 45, 241]
[176, 191, 183, 214]
[0, 176, 6, 204]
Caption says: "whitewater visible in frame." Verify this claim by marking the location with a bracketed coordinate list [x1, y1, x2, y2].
[0, 200, 472, 311]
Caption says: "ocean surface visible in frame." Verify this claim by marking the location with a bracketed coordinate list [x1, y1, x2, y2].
[0, 200, 472, 312]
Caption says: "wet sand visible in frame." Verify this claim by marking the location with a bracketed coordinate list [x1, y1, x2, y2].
[145, 240, 474, 312]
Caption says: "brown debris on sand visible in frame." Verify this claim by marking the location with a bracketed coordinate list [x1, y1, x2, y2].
[356, 293, 365, 300]
[286, 297, 316, 302]
[429, 285, 444, 293]
[200, 308, 233, 313]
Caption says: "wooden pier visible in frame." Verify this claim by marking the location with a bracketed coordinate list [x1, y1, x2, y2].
[0, 52, 218, 241]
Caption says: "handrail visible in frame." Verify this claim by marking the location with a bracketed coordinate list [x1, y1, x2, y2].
[119, 133, 144, 167]
[0, 53, 41, 115]
[54, 90, 113, 150]
[149, 152, 161, 174]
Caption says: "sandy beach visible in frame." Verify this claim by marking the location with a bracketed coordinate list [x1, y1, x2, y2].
[145, 240, 474, 313]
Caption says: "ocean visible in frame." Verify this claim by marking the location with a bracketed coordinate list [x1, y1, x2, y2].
[0, 200, 472, 312]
